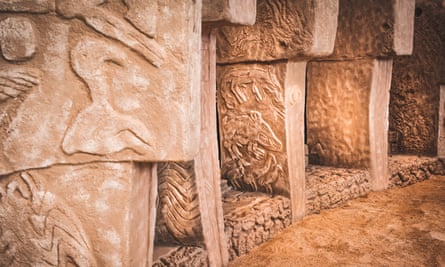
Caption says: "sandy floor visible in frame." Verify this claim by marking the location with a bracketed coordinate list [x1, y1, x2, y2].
[229, 176, 445, 267]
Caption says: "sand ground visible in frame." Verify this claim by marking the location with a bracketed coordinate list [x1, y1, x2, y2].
[229, 175, 445, 267]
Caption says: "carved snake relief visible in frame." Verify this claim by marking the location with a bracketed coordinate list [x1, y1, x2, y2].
[0, 173, 96, 266]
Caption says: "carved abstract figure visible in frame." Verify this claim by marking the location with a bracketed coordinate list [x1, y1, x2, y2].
[0, 17, 36, 62]
[62, 37, 155, 156]
[0, 172, 96, 266]
[0, 67, 39, 102]
[218, 65, 287, 195]
[55, 0, 165, 67]
[156, 161, 203, 245]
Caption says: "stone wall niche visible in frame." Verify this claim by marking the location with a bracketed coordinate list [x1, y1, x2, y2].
[307, 59, 393, 191]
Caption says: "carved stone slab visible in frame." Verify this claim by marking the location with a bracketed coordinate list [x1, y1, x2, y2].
[330, 0, 415, 59]
[202, 0, 256, 25]
[217, 61, 306, 221]
[216, 0, 339, 63]
[0, 0, 202, 175]
[307, 59, 392, 190]
[0, 162, 158, 266]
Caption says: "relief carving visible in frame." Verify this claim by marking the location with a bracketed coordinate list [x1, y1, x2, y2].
[0, 0, 54, 13]
[62, 37, 155, 156]
[0, 67, 39, 102]
[156, 161, 203, 245]
[216, 0, 313, 63]
[0, 17, 36, 62]
[218, 65, 288, 195]
[55, 0, 165, 67]
[0, 172, 96, 266]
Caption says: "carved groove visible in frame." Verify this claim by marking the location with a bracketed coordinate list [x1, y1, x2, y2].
[0, 172, 96, 266]
[156, 161, 203, 245]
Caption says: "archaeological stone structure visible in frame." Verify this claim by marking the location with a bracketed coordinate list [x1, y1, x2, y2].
[0, 0, 444, 266]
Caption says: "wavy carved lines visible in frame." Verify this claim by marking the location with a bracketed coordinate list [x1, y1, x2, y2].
[0, 68, 39, 102]
[156, 161, 203, 245]
[0, 172, 96, 266]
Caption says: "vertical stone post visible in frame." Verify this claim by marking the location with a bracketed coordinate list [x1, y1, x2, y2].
[306, 0, 415, 191]
[438, 85, 445, 158]
[216, 0, 339, 222]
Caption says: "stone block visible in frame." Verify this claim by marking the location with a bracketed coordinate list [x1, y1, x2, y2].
[202, 0, 256, 25]
[0, 162, 158, 266]
[217, 61, 306, 221]
[307, 59, 392, 190]
[331, 0, 415, 58]
[216, 0, 339, 63]
[0, 0, 202, 175]
[439, 85, 445, 157]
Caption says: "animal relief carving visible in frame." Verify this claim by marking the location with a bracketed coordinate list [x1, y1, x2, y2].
[0, 172, 96, 266]
[218, 65, 288, 195]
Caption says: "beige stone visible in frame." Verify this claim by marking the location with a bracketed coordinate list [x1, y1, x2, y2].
[216, 0, 338, 63]
[0, 0, 202, 175]
[0, 0, 54, 13]
[202, 0, 256, 25]
[331, 0, 414, 59]
[438, 85, 445, 158]
[217, 61, 306, 221]
[307, 59, 392, 190]
[0, 162, 158, 266]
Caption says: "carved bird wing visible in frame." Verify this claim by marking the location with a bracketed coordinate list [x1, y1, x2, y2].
[0, 68, 39, 102]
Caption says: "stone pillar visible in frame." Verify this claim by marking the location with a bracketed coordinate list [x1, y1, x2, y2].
[306, 0, 415, 191]
[438, 85, 445, 158]
[389, 0, 445, 156]
[0, 1, 202, 266]
[216, 0, 339, 222]
[154, 2, 256, 266]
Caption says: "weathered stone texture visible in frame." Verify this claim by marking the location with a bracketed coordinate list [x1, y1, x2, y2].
[331, 0, 414, 58]
[202, 0, 256, 25]
[0, 0, 202, 175]
[223, 190, 291, 260]
[389, 0, 445, 156]
[0, 162, 157, 266]
[305, 165, 371, 215]
[155, 161, 203, 246]
[216, 0, 338, 63]
[217, 63, 289, 196]
[153, 246, 209, 267]
[307, 60, 373, 168]
[388, 156, 445, 188]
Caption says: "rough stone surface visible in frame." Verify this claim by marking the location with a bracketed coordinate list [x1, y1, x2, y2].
[305, 165, 371, 215]
[153, 246, 209, 267]
[307, 60, 373, 168]
[388, 155, 445, 188]
[330, 0, 414, 59]
[202, 0, 256, 25]
[389, 0, 445, 156]
[0, 1, 202, 175]
[0, 162, 157, 266]
[223, 190, 291, 261]
[216, 0, 338, 63]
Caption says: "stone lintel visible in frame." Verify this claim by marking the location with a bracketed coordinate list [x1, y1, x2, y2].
[330, 0, 415, 59]
[216, 0, 339, 63]
[202, 0, 256, 26]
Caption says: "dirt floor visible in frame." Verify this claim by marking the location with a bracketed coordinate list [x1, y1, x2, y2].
[229, 175, 445, 267]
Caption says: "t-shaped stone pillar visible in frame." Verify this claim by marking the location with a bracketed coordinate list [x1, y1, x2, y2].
[0, 1, 201, 266]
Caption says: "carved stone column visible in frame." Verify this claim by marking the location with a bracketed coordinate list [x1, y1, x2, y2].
[216, 0, 339, 222]
[306, 0, 415, 191]
[0, 1, 202, 266]
[154, 2, 256, 266]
